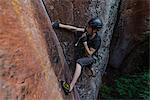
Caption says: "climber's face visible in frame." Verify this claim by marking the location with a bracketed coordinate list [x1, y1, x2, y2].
[86, 25, 92, 35]
[86, 25, 97, 35]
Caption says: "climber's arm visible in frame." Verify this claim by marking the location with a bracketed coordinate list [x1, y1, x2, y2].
[83, 42, 96, 56]
[59, 23, 85, 32]
[52, 21, 85, 32]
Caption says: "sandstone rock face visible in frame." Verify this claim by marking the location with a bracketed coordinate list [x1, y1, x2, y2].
[44, 0, 120, 99]
[2, 0, 147, 99]
[109, 0, 150, 69]
[0, 0, 78, 100]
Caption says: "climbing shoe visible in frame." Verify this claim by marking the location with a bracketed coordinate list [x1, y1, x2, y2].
[60, 81, 70, 95]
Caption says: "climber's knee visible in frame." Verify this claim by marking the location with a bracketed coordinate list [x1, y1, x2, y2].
[76, 57, 95, 68]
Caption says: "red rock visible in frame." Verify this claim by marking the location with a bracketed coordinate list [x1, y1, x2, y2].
[0, 0, 78, 99]
[44, 0, 121, 99]
[109, 0, 149, 68]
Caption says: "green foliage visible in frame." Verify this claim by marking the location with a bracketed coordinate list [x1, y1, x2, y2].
[100, 84, 112, 98]
[143, 31, 150, 35]
[99, 71, 150, 100]
[115, 71, 150, 99]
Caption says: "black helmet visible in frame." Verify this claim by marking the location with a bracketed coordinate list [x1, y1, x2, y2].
[88, 17, 103, 29]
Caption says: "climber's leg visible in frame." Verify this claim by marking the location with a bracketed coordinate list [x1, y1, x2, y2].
[69, 57, 95, 91]
[69, 63, 82, 91]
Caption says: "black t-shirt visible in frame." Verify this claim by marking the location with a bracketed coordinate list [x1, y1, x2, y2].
[82, 33, 101, 56]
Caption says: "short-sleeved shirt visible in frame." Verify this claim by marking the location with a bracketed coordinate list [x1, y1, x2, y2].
[82, 33, 101, 56]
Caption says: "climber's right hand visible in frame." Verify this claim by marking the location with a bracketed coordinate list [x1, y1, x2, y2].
[52, 21, 60, 29]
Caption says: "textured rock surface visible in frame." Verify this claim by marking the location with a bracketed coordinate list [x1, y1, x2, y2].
[0, 0, 78, 100]
[109, 0, 150, 69]
[43, 0, 76, 68]
[1, 0, 147, 99]
[78, 0, 120, 99]
[44, 0, 120, 99]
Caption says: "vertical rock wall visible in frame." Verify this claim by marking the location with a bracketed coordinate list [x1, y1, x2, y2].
[0, 0, 78, 99]
[44, 0, 120, 99]
[109, 0, 150, 69]
[77, 0, 120, 99]
[2, 0, 145, 99]
[43, 0, 76, 69]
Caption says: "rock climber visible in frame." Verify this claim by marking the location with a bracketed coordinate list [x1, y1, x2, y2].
[52, 17, 103, 95]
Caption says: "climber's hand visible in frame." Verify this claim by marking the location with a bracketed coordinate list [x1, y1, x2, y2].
[52, 21, 60, 29]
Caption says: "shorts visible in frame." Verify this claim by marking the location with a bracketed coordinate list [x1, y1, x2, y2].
[76, 56, 96, 68]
